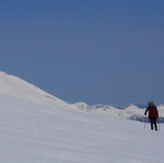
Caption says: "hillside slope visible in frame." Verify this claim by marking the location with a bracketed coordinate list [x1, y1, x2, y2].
[0, 94, 164, 163]
[0, 71, 77, 110]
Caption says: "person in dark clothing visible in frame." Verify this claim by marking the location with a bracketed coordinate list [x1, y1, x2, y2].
[144, 101, 159, 131]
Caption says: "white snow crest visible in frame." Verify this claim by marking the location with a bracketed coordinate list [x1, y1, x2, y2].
[0, 71, 78, 110]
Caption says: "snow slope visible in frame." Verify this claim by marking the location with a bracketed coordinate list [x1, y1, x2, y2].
[0, 94, 164, 163]
[0, 71, 77, 110]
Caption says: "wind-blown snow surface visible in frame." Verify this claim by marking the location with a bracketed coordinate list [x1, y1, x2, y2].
[0, 94, 164, 163]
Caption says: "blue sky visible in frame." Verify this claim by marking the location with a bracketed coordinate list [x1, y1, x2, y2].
[0, 0, 164, 106]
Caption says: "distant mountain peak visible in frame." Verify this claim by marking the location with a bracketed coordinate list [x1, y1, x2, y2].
[74, 101, 164, 122]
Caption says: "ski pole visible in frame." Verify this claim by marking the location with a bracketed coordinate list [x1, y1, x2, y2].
[157, 118, 161, 132]
[144, 115, 146, 129]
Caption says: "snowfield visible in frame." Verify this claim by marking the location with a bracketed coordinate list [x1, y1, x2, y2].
[0, 71, 164, 162]
[0, 94, 164, 163]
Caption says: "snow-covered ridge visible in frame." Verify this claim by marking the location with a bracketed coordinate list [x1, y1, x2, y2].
[74, 102, 164, 122]
[0, 71, 77, 110]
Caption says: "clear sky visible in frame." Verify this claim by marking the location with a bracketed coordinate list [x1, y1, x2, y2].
[0, 0, 164, 106]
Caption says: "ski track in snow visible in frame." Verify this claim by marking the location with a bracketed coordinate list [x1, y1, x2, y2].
[0, 94, 164, 163]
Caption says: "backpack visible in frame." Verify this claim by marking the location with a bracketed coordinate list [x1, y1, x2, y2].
[148, 107, 158, 117]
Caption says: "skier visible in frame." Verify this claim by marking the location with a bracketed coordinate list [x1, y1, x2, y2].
[144, 101, 159, 131]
